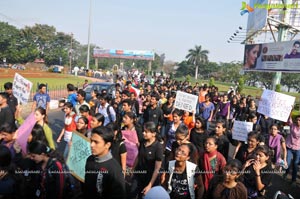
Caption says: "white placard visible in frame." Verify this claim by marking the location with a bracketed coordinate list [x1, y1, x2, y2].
[49, 100, 59, 109]
[258, 89, 295, 122]
[12, 73, 33, 105]
[232, 121, 253, 142]
[174, 91, 198, 113]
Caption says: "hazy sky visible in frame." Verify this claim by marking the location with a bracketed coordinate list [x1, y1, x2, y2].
[1, 0, 248, 63]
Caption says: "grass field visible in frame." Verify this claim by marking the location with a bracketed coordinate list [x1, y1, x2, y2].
[0, 74, 102, 91]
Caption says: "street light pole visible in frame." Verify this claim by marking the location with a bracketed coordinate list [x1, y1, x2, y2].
[69, 33, 73, 74]
[86, 0, 92, 70]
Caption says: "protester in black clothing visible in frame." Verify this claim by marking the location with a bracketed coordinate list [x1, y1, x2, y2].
[107, 123, 127, 175]
[27, 141, 66, 199]
[258, 114, 275, 140]
[242, 145, 273, 199]
[0, 145, 25, 199]
[84, 126, 126, 199]
[234, 131, 261, 165]
[131, 122, 163, 199]
[0, 92, 15, 128]
[190, 117, 208, 154]
[209, 119, 230, 160]
[143, 93, 164, 130]
[4, 82, 18, 116]
[161, 94, 175, 138]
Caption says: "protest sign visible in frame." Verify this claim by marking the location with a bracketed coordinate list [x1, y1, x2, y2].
[49, 100, 59, 109]
[66, 131, 91, 182]
[16, 113, 36, 155]
[174, 91, 198, 113]
[122, 130, 139, 167]
[12, 73, 33, 104]
[258, 89, 295, 122]
[232, 121, 253, 142]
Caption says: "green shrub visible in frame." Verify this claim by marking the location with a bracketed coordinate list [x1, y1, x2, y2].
[209, 77, 215, 87]
[186, 75, 191, 82]
[237, 77, 245, 94]
[275, 84, 281, 92]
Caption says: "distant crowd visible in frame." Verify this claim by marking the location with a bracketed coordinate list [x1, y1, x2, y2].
[0, 73, 299, 199]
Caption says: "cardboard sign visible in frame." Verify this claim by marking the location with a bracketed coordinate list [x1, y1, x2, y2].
[16, 113, 36, 154]
[258, 89, 295, 122]
[174, 91, 198, 112]
[49, 100, 59, 109]
[12, 73, 32, 104]
[232, 121, 253, 142]
[66, 131, 91, 182]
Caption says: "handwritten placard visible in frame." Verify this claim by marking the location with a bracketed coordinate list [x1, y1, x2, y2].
[258, 89, 295, 122]
[122, 130, 139, 167]
[12, 73, 33, 105]
[49, 100, 59, 109]
[174, 91, 198, 112]
[232, 121, 253, 142]
[16, 113, 36, 154]
[66, 131, 91, 182]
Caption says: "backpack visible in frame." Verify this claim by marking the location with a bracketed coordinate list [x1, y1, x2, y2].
[106, 105, 113, 123]
[48, 159, 80, 199]
[97, 104, 114, 123]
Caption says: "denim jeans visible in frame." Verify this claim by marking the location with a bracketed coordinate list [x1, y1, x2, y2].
[286, 147, 300, 181]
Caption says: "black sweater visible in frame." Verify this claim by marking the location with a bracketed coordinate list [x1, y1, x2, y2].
[84, 153, 126, 199]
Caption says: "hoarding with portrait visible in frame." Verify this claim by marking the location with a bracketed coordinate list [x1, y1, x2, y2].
[243, 40, 300, 71]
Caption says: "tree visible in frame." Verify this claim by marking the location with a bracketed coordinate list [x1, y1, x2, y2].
[281, 73, 300, 92]
[174, 60, 194, 78]
[185, 45, 209, 79]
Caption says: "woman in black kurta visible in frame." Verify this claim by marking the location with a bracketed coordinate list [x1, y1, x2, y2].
[242, 145, 273, 199]
[131, 121, 164, 199]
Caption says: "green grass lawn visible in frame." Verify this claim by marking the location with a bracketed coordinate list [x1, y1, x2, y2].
[0, 75, 88, 91]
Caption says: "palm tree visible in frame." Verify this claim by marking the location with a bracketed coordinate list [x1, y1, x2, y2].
[186, 45, 209, 79]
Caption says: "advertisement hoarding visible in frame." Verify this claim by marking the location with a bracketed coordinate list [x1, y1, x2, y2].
[93, 48, 155, 61]
[243, 40, 300, 71]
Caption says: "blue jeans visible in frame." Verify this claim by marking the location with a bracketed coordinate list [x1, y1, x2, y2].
[286, 147, 300, 181]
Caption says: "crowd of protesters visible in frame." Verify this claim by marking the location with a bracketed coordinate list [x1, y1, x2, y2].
[0, 73, 299, 199]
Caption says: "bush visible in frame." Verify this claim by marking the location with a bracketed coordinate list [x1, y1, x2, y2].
[237, 77, 245, 94]
[275, 84, 281, 92]
[209, 77, 215, 87]
[186, 75, 191, 82]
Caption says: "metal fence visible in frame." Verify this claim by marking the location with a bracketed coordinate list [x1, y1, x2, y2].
[0, 84, 69, 102]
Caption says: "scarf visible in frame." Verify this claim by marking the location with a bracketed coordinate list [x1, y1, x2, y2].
[203, 150, 218, 191]
[268, 134, 282, 163]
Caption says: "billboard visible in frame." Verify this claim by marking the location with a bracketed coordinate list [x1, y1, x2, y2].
[243, 40, 300, 71]
[268, 0, 300, 28]
[93, 48, 155, 61]
[246, 0, 268, 38]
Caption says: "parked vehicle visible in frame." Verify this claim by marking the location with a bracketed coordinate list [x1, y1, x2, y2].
[83, 82, 115, 102]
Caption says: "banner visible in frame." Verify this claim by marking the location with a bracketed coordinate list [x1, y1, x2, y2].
[174, 91, 198, 113]
[246, 0, 268, 39]
[93, 48, 155, 61]
[66, 132, 91, 182]
[258, 89, 295, 122]
[122, 130, 139, 167]
[12, 73, 33, 104]
[243, 40, 300, 71]
[16, 113, 36, 155]
[232, 121, 253, 142]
